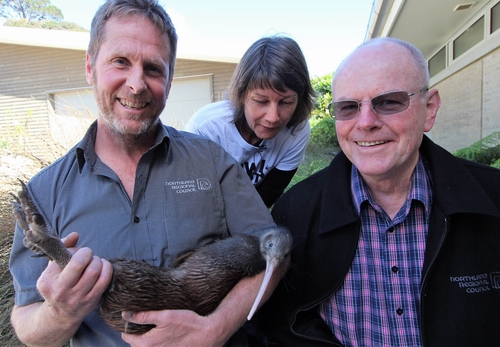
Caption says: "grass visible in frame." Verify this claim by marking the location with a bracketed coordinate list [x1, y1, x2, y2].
[287, 142, 338, 191]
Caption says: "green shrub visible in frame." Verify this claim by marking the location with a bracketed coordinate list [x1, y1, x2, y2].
[453, 132, 500, 167]
[492, 158, 500, 169]
[309, 116, 338, 148]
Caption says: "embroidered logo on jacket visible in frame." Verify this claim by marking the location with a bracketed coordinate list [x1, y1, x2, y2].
[491, 272, 500, 289]
[449, 272, 500, 294]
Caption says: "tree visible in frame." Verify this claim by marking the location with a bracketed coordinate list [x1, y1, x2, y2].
[0, 0, 63, 22]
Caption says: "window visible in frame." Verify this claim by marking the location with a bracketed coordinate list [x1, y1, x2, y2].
[492, 2, 500, 33]
[453, 16, 484, 59]
[428, 47, 446, 78]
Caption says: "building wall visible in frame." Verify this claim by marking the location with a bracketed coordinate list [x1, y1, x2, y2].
[0, 43, 237, 159]
[431, 46, 500, 152]
[482, 48, 500, 137]
[0, 43, 87, 158]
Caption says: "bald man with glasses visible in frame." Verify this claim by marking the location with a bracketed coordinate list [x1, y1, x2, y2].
[257, 37, 500, 347]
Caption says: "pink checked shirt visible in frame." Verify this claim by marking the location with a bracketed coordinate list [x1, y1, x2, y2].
[319, 155, 433, 347]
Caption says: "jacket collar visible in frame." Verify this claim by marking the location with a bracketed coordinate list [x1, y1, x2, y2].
[420, 135, 500, 218]
[318, 151, 359, 234]
[317, 135, 500, 234]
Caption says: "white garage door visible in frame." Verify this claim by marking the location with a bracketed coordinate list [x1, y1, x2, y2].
[160, 74, 213, 129]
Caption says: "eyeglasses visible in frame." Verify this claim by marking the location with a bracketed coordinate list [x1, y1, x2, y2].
[327, 87, 429, 121]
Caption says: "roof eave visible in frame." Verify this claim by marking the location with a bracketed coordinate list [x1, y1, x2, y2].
[0, 26, 240, 64]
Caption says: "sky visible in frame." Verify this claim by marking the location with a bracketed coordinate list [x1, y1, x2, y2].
[45, 0, 375, 77]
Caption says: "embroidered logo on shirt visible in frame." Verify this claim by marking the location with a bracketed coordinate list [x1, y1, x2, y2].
[165, 179, 211, 194]
[197, 178, 211, 190]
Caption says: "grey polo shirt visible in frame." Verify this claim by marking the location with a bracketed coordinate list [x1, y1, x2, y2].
[10, 121, 275, 346]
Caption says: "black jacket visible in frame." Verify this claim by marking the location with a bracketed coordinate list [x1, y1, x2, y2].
[258, 136, 500, 346]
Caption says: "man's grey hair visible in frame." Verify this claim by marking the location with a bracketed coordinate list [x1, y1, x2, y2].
[87, 0, 178, 85]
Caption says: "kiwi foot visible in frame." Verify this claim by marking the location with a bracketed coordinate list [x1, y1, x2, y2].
[10, 180, 71, 268]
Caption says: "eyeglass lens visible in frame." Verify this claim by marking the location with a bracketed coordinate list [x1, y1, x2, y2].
[331, 91, 412, 120]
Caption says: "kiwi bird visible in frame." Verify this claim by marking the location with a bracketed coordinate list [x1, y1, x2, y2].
[10, 180, 292, 334]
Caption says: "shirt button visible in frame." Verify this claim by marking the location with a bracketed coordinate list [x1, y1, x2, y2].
[388, 227, 394, 233]
[396, 308, 404, 316]
[134, 216, 140, 223]
[392, 266, 399, 273]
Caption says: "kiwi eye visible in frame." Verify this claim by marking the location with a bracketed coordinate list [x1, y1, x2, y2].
[268, 242, 274, 248]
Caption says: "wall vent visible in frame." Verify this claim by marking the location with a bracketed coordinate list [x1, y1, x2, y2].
[454, 2, 476, 11]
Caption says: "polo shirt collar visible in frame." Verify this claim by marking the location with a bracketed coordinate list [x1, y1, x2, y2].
[75, 120, 170, 173]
